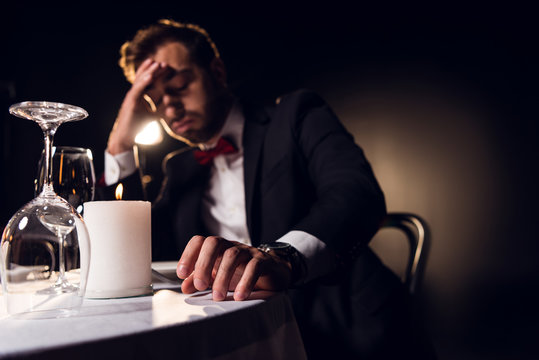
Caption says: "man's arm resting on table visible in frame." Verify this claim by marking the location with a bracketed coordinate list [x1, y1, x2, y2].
[176, 231, 334, 301]
[177, 235, 295, 301]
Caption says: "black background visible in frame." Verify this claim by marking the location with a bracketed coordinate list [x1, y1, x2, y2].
[1, 2, 537, 359]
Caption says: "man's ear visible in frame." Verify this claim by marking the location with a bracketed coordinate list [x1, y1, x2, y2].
[210, 57, 227, 87]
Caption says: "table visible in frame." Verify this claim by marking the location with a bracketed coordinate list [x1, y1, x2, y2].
[0, 262, 306, 359]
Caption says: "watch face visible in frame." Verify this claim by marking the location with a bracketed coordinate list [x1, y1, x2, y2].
[265, 242, 291, 250]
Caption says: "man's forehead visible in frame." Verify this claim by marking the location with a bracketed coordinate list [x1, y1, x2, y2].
[153, 41, 193, 69]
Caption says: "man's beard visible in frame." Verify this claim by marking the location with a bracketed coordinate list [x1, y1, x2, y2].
[184, 96, 229, 144]
[169, 87, 232, 146]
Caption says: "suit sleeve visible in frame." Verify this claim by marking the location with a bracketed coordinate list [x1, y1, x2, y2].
[286, 91, 386, 265]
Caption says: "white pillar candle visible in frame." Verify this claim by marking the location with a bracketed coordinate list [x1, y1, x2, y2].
[83, 200, 152, 298]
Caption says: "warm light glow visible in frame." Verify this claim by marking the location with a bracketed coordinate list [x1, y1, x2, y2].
[115, 183, 124, 200]
[135, 120, 163, 145]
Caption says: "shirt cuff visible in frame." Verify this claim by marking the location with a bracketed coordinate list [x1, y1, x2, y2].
[104, 150, 137, 186]
[277, 231, 334, 282]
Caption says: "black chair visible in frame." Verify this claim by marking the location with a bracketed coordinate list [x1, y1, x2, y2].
[294, 212, 435, 360]
[377, 212, 430, 296]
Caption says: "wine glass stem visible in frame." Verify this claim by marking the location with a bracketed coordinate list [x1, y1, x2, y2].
[56, 232, 67, 285]
[41, 128, 57, 196]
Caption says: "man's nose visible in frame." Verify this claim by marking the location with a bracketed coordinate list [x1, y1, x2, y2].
[163, 94, 185, 118]
[163, 94, 183, 108]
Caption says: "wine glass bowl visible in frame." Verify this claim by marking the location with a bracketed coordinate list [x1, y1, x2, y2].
[1, 101, 91, 318]
[9, 101, 88, 128]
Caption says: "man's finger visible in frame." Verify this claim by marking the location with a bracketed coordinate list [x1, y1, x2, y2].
[211, 246, 249, 301]
[193, 236, 226, 291]
[131, 62, 160, 92]
[233, 257, 263, 301]
[212, 255, 223, 279]
[177, 235, 205, 279]
[181, 272, 197, 294]
[134, 58, 154, 77]
[228, 263, 246, 291]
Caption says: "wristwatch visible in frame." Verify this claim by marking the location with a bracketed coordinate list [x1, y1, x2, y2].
[257, 242, 307, 286]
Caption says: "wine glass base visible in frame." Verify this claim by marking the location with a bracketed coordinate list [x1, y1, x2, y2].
[8, 307, 80, 320]
[4, 283, 84, 319]
[36, 282, 79, 295]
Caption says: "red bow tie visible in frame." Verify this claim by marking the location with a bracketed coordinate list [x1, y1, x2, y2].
[194, 137, 237, 165]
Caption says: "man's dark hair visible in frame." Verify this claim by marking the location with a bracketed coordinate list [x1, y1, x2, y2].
[119, 19, 220, 83]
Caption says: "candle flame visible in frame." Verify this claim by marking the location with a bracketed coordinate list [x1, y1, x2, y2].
[115, 183, 124, 200]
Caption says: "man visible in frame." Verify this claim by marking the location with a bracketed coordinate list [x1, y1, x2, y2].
[103, 19, 431, 359]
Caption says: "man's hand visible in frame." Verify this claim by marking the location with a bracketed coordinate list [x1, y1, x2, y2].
[107, 58, 169, 155]
[176, 236, 293, 301]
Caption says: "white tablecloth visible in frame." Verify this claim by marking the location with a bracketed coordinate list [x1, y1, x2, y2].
[0, 262, 306, 359]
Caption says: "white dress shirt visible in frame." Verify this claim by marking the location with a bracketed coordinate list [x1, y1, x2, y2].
[104, 102, 332, 281]
[199, 103, 250, 244]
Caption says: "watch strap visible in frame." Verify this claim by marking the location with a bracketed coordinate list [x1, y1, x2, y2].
[258, 242, 307, 286]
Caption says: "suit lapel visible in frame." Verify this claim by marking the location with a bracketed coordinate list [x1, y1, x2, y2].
[241, 101, 271, 245]
[160, 148, 211, 249]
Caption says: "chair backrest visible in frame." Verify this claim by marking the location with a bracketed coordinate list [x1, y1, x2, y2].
[376, 212, 430, 296]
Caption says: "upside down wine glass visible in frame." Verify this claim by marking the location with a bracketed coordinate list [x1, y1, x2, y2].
[0, 102, 91, 318]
